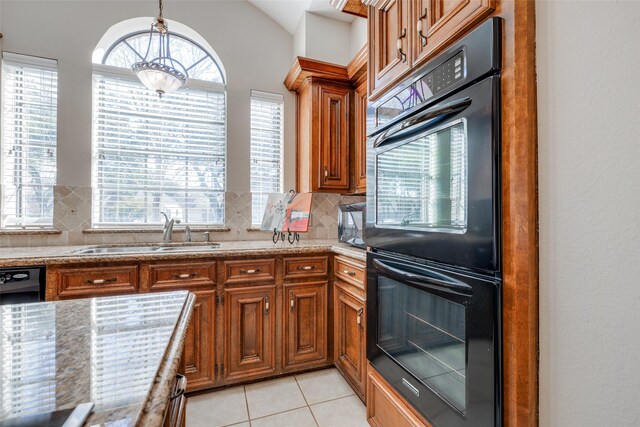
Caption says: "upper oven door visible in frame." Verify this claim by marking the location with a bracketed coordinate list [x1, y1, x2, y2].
[365, 76, 500, 273]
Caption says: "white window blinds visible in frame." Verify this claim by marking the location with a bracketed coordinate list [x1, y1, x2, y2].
[92, 65, 226, 226]
[1, 53, 58, 229]
[250, 90, 284, 226]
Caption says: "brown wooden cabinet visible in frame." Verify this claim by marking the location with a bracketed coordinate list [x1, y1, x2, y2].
[367, 365, 431, 427]
[282, 281, 328, 371]
[354, 80, 368, 194]
[368, 0, 412, 100]
[284, 49, 367, 194]
[51, 264, 139, 299]
[296, 78, 352, 193]
[181, 289, 216, 392]
[334, 280, 366, 400]
[368, 0, 495, 100]
[224, 285, 277, 383]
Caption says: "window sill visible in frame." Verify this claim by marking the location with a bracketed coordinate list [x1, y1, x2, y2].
[83, 227, 231, 234]
[0, 229, 62, 236]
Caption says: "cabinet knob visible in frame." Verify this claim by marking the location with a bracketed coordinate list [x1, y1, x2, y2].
[265, 297, 270, 315]
[357, 308, 363, 327]
[324, 167, 329, 180]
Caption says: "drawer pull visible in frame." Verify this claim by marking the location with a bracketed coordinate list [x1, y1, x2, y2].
[417, 8, 428, 47]
[290, 293, 295, 311]
[357, 308, 363, 328]
[343, 269, 356, 277]
[265, 297, 270, 315]
[86, 277, 117, 285]
[297, 265, 316, 271]
[172, 273, 198, 279]
[240, 269, 261, 274]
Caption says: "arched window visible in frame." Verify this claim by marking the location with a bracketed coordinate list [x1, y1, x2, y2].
[92, 20, 226, 227]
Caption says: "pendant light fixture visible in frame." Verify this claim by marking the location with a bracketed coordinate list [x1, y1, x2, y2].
[132, 0, 186, 97]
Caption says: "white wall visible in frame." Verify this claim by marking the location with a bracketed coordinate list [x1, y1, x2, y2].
[0, 0, 296, 192]
[292, 11, 352, 65]
[349, 16, 367, 58]
[537, 1, 640, 425]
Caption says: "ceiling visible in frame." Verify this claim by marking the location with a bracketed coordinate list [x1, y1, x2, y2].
[247, 0, 356, 35]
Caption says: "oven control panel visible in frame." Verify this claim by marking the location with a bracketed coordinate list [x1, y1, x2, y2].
[376, 50, 466, 128]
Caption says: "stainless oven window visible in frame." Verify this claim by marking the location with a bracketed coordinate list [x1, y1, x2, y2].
[378, 276, 467, 414]
[376, 119, 467, 233]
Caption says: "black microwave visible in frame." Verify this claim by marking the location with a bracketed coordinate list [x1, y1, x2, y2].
[338, 202, 365, 249]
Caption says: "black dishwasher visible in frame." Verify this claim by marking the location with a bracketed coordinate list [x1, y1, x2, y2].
[0, 266, 46, 305]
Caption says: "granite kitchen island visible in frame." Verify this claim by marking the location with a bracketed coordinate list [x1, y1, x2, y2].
[0, 291, 195, 426]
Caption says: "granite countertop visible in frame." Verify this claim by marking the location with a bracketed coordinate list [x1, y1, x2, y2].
[0, 291, 196, 426]
[0, 239, 367, 267]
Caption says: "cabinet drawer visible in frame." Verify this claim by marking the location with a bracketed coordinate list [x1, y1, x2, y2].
[57, 265, 138, 298]
[223, 259, 276, 285]
[147, 261, 216, 291]
[335, 256, 365, 288]
[283, 256, 329, 279]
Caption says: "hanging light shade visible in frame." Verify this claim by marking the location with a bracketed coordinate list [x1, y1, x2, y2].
[132, 0, 187, 97]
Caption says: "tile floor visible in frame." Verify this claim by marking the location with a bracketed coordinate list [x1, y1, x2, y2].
[186, 368, 369, 427]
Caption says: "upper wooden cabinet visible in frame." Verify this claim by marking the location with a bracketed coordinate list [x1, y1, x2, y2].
[368, 0, 412, 98]
[285, 49, 368, 194]
[296, 78, 352, 193]
[368, 0, 495, 100]
[354, 81, 368, 194]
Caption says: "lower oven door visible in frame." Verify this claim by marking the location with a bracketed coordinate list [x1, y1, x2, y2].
[366, 251, 501, 427]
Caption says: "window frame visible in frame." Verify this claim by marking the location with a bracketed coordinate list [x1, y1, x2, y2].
[0, 52, 58, 230]
[249, 90, 284, 227]
[91, 40, 227, 228]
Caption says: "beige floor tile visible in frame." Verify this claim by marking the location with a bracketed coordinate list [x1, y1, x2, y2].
[310, 395, 368, 427]
[245, 376, 307, 419]
[251, 407, 318, 427]
[186, 386, 249, 427]
[295, 368, 355, 405]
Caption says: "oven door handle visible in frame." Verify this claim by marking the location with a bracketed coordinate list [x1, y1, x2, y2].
[371, 97, 472, 148]
[372, 258, 473, 297]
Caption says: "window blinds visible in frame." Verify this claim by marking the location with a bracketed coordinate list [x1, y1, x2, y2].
[92, 66, 226, 226]
[250, 90, 284, 226]
[1, 53, 58, 229]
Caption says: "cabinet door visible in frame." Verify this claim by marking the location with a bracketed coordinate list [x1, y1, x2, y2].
[368, 0, 411, 100]
[334, 282, 366, 399]
[283, 281, 328, 370]
[182, 290, 216, 392]
[224, 285, 276, 382]
[412, 0, 495, 68]
[354, 81, 367, 194]
[316, 83, 351, 192]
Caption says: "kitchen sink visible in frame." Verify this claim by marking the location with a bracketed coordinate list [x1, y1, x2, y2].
[72, 244, 220, 255]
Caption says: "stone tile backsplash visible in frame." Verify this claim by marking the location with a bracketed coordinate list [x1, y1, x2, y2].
[1, 186, 365, 247]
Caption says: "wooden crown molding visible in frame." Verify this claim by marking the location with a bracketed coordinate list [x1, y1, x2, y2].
[284, 57, 351, 92]
[330, 0, 368, 18]
[347, 44, 368, 86]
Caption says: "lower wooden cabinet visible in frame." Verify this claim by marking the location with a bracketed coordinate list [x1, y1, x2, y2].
[334, 280, 366, 400]
[282, 281, 328, 371]
[181, 289, 216, 392]
[224, 285, 277, 382]
[367, 366, 431, 427]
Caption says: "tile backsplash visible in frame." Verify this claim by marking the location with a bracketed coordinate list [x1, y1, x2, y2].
[0, 186, 365, 247]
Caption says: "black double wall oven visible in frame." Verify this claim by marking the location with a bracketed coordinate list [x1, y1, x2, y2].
[365, 18, 502, 427]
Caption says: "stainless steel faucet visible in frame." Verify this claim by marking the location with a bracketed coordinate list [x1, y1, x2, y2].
[160, 211, 180, 243]
[185, 225, 192, 243]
